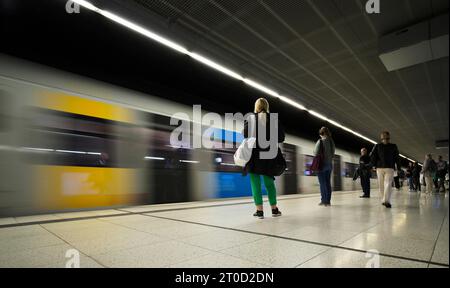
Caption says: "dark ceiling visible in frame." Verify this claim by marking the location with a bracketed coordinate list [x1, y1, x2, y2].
[0, 0, 448, 162]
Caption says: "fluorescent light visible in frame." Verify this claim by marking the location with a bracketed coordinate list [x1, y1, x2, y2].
[189, 53, 243, 81]
[144, 156, 165, 161]
[98, 10, 189, 55]
[308, 110, 328, 122]
[70, 0, 99, 12]
[243, 79, 279, 97]
[87, 152, 102, 155]
[70, 0, 419, 163]
[179, 160, 200, 164]
[278, 96, 306, 110]
[399, 154, 416, 163]
[56, 150, 86, 154]
[22, 147, 55, 152]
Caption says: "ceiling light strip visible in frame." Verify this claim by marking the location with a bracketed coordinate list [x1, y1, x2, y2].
[70, 0, 417, 163]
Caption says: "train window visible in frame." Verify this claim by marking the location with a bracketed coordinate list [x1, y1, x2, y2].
[343, 162, 359, 178]
[145, 113, 195, 171]
[303, 155, 317, 176]
[212, 149, 241, 173]
[22, 108, 127, 167]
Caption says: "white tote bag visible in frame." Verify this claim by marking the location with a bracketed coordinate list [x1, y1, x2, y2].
[234, 137, 256, 167]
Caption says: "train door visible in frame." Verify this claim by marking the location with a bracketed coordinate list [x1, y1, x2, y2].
[0, 87, 32, 216]
[146, 114, 192, 204]
[282, 143, 298, 195]
[0, 89, 14, 216]
[333, 155, 342, 191]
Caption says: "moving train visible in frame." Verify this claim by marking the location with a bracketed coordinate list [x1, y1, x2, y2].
[0, 54, 378, 216]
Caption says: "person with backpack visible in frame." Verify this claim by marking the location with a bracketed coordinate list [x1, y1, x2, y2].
[369, 131, 401, 208]
[422, 154, 437, 194]
[314, 127, 336, 206]
[243, 98, 285, 219]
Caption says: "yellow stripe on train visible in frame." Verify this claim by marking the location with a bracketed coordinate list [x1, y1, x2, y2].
[38, 92, 135, 123]
[32, 166, 139, 210]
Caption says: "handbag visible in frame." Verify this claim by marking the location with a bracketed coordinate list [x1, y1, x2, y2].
[271, 147, 287, 176]
[234, 137, 256, 167]
[311, 140, 324, 172]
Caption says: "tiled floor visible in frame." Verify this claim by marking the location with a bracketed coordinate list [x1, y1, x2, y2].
[0, 190, 448, 268]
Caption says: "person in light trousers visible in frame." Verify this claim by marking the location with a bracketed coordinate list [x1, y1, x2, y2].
[422, 154, 435, 194]
[369, 131, 402, 208]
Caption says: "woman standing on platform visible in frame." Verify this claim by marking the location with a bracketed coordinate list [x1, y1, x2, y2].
[243, 98, 284, 219]
[314, 127, 335, 206]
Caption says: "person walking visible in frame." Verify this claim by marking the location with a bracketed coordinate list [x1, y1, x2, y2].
[412, 162, 422, 192]
[406, 162, 414, 191]
[370, 131, 401, 208]
[422, 154, 436, 194]
[243, 98, 284, 219]
[314, 127, 335, 206]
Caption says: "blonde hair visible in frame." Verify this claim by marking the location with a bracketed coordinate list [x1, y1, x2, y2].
[254, 98, 270, 113]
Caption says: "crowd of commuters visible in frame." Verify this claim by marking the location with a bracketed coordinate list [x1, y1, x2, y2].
[243, 98, 448, 217]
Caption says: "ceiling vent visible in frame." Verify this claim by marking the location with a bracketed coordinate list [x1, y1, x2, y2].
[379, 13, 449, 72]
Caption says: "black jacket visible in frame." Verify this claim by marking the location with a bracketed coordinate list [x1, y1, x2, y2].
[242, 113, 285, 177]
[353, 155, 371, 180]
[370, 143, 401, 170]
[359, 155, 372, 177]
[406, 168, 413, 178]
[412, 165, 422, 177]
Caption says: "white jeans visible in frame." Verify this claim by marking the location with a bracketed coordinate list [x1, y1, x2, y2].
[425, 175, 433, 193]
[377, 168, 394, 204]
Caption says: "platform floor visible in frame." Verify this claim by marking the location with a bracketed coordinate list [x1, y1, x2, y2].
[0, 190, 448, 268]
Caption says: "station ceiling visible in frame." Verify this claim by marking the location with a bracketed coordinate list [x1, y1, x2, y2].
[1, 0, 448, 162]
[108, 0, 449, 161]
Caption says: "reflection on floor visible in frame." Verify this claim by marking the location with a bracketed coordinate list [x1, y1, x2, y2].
[0, 190, 448, 268]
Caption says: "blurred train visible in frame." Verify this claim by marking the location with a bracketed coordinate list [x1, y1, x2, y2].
[0, 54, 378, 216]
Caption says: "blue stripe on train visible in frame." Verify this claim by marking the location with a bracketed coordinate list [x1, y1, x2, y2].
[215, 172, 268, 198]
[208, 128, 244, 144]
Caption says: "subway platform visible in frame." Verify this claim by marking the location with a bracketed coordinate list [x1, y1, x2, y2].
[0, 190, 448, 268]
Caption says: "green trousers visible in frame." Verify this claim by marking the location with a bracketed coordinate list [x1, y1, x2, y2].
[249, 173, 277, 206]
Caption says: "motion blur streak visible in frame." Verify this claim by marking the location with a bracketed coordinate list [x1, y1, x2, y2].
[0, 55, 386, 216]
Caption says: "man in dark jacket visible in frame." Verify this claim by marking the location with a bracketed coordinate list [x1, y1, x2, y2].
[370, 131, 402, 208]
[355, 148, 372, 198]
[412, 162, 422, 191]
